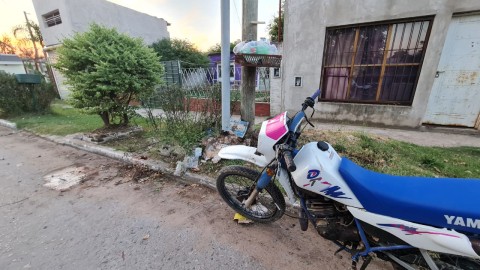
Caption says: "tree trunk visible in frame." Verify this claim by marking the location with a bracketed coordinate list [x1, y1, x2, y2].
[99, 112, 110, 126]
[122, 113, 129, 125]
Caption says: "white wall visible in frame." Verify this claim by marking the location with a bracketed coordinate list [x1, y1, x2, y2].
[33, 0, 170, 46]
[269, 43, 283, 115]
[32, 0, 72, 47]
[281, 0, 480, 127]
[0, 64, 25, 75]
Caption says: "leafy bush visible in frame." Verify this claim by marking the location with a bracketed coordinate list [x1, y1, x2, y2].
[55, 24, 163, 126]
[0, 71, 56, 116]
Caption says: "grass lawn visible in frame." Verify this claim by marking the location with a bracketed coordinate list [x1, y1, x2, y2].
[8, 100, 104, 136]
[301, 130, 480, 179]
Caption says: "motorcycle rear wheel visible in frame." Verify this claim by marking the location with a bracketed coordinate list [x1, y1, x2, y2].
[216, 165, 285, 223]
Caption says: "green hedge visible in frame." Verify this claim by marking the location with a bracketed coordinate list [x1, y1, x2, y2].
[0, 71, 57, 116]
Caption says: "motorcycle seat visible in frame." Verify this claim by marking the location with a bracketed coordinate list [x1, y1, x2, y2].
[339, 158, 480, 235]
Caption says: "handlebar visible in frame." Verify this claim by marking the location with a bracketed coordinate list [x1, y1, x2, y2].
[276, 145, 296, 172]
[301, 89, 321, 111]
[311, 89, 321, 100]
[281, 89, 322, 171]
[283, 150, 296, 172]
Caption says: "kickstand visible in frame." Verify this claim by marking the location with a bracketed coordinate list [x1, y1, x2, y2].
[360, 256, 372, 270]
[335, 246, 348, 255]
[351, 260, 357, 270]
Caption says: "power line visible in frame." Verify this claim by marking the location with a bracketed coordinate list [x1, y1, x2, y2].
[232, 0, 241, 26]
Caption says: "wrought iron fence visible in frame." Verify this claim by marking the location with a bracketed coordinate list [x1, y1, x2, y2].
[178, 66, 270, 103]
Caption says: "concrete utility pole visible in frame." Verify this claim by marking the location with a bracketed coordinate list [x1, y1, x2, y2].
[23, 11, 40, 72]
[240, 0, 258, 133]
[221, 0, 231, 131]
[278, 0, 282, 42]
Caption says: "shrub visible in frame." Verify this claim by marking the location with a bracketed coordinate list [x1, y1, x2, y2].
[55, 24, 163, 126]
[0, 71, 56, 116]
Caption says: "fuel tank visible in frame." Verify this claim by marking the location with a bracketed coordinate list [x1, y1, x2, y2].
[291, 142, 362, 208]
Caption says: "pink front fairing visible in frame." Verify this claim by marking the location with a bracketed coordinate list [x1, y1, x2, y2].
[257, 112, 289, 160]
[265, 112, 288, 140]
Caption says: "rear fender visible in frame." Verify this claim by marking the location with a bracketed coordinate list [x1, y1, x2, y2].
[218, 145, 270, 167]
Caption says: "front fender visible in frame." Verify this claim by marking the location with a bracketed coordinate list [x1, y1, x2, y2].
[218, 145, 270, 167]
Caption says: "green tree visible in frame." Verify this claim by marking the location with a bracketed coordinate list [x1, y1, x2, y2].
[150, 38, 209, 68]
[267, 1, 284, 42]
[55, 24, 163, 126]
[206, 40, 240, 54]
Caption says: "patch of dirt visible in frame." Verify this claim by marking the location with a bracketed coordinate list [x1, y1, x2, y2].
[43, 165, 88, 191]
[82, 180, 392, 270]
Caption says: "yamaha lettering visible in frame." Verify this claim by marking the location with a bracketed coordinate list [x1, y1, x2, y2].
[445, 215, 480, 229]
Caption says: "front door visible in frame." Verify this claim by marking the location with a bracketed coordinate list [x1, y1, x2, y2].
[423, 14, 480, 127]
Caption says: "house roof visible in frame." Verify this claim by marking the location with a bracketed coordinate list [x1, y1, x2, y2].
[0, 54, 22, 62]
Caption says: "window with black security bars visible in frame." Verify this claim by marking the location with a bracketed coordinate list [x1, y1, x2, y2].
[43, 10, 62, 27]
[320, 18, 432, 105]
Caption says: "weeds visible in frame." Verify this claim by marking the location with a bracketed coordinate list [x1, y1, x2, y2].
[142, 84, 226, 150]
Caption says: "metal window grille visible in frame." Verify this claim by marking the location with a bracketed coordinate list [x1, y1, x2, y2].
[43, 10, 62, 27]
[321, 18, 432, 105]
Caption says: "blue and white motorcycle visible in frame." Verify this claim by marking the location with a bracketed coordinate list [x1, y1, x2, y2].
[216, 89, 480, 270]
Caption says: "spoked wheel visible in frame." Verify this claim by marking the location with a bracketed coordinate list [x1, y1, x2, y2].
[216, 166, 285, 223]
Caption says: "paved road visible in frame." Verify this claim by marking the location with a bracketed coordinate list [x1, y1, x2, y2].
[0, 127, 390, 270]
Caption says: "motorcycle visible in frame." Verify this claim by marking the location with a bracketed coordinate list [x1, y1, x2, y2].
[216, 89, 480, 270]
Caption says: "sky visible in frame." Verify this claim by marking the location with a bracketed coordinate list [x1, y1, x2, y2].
[0, 0, 280, 51]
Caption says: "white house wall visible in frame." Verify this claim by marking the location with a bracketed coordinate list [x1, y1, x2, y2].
[270, 43, 283, 115]
[0, 64, 25, 75]
[281, 0, 480, 127]
[32, 0, 73, 47]
[33, 0, 169, 46]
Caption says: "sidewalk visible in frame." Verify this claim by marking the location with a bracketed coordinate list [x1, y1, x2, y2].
[307, 122, 480, 148]
[232, 115, 480, 148]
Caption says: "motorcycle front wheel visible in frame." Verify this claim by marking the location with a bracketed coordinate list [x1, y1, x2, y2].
[216, 165, 285, 223]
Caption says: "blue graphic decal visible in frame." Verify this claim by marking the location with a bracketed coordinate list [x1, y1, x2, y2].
[305, 169, 322, 187]
[307, 170, 320, 179]
[320, 186, 351, 199]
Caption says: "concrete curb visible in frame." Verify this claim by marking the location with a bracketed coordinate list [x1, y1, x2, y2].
[47, 134, 218, 190]
[0, 123, 218, 191]
[0, 119, 17, 130]
[2, 125, 295, 209]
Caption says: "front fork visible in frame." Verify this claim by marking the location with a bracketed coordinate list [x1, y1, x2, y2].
[244, 168, 274, 208]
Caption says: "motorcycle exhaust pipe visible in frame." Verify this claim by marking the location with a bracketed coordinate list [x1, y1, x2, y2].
[471, 238, 480, 256]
